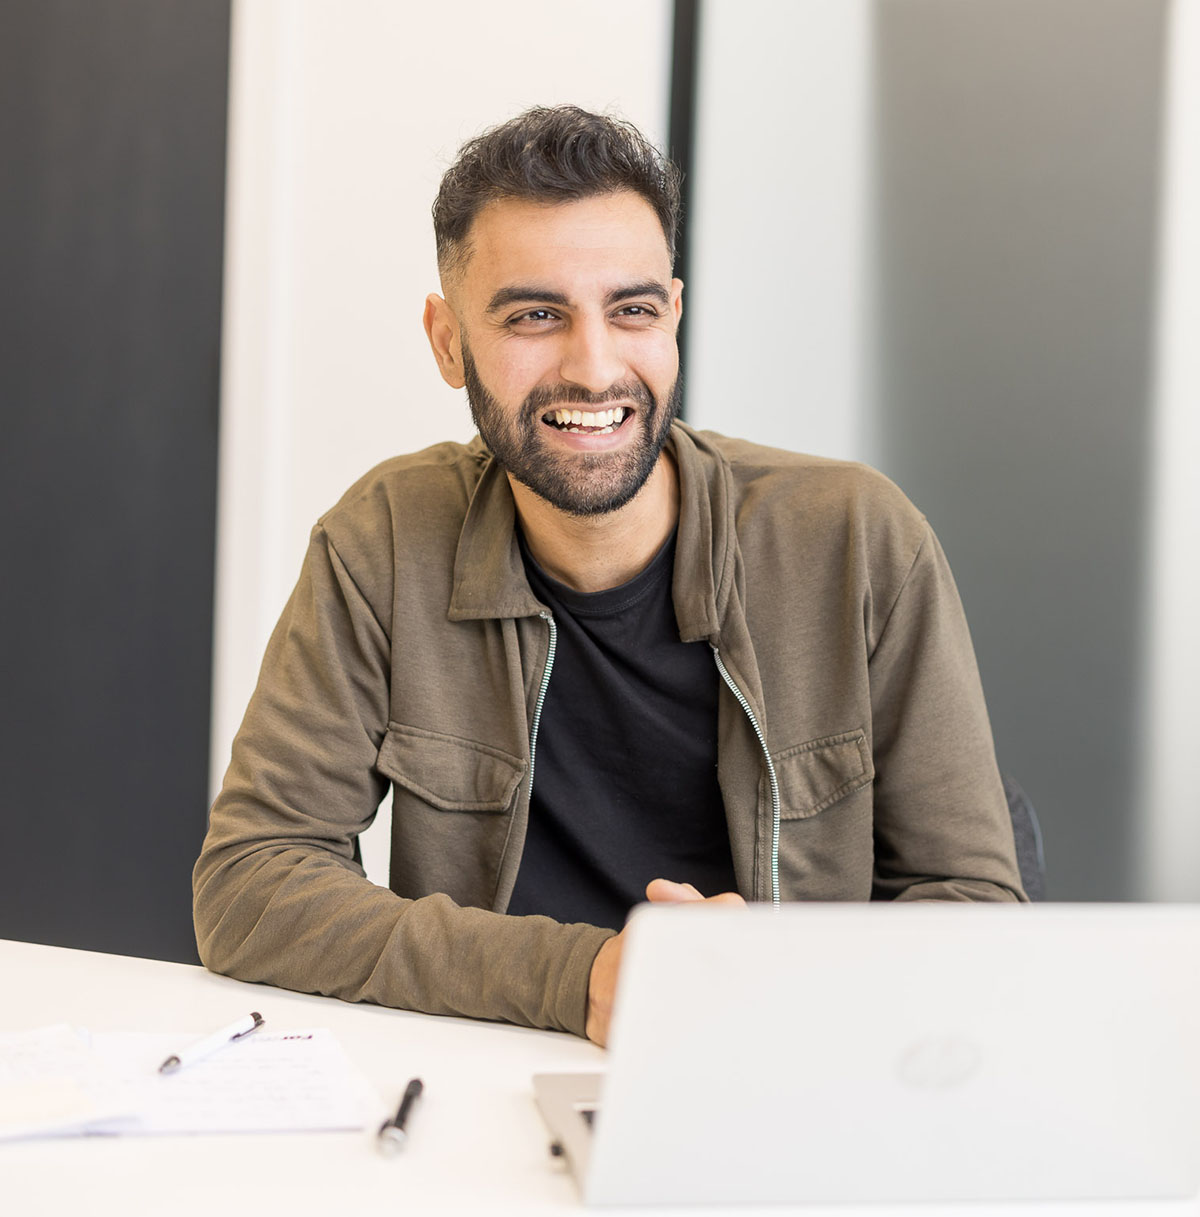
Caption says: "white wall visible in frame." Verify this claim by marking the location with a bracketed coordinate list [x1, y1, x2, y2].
[687, 1, 874, 464]
[1140, 0, 1200, 899]
[212, 0, 674, 881]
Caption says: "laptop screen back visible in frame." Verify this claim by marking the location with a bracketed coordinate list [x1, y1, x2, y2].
[581, 903, 1200, 1206]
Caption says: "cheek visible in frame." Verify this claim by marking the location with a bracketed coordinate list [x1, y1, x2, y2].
[634, 334, 680, 388]
[488, 346, 557, 399]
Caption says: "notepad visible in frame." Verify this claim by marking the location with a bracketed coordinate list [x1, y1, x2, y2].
[0, 1024, 379, 1139]
[0, 1025, 136, 1140]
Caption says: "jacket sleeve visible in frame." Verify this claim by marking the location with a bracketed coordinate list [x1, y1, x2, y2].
[193, 525, 612, 1036]
[867, 524, 1028, 903]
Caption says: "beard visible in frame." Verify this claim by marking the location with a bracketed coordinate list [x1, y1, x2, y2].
[461, 344, 682, 518]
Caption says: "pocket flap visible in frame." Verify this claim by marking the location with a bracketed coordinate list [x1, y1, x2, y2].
[377, 723, 526, 812]
[773, 730, 873, 820]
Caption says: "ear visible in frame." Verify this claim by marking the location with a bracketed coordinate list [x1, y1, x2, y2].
[423, 293, 465, 389]
[670, 278, 684, 330]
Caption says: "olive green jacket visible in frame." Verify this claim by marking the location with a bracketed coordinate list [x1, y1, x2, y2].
[194, 423, 1025, 1038]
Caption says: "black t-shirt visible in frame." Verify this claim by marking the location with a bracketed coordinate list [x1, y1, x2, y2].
[506, 531, 737, 931]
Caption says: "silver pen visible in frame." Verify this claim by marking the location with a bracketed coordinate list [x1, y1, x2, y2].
[158, 1011, 264, 1074]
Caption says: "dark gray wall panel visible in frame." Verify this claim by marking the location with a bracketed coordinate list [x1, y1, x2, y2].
[872, 0, 1167, 899]
[0, 1, 230, 960]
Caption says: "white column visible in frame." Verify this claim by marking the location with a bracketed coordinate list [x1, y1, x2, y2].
[1139, 0, 1200, 899]
[686, 1, 874, 463]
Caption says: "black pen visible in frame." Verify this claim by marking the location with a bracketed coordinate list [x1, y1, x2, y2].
[158, 1012, 264, 1074]
[377, 1077, 424, 1155]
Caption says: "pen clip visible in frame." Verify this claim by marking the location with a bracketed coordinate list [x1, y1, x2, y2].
[232, 1012, 265, 1040]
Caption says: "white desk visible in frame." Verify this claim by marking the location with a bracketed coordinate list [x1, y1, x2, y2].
[2, 938, 1196, 1217]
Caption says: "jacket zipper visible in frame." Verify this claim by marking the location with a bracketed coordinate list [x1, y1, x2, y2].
[527, 612, 558, 797]
[712, 645, 781, 907]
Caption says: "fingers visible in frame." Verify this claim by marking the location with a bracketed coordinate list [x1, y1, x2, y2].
[646, 878, 705, 903]
[708, 890, 748, 907]
[645, 879, 747, 907]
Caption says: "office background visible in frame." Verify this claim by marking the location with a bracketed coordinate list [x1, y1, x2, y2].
[2, 0, 1197, 964]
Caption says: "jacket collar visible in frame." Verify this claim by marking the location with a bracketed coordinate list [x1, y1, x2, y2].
[447, 436, 544, 621]
[447, 422, 736, 641]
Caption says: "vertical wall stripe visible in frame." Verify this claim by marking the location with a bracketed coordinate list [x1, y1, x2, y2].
[0, 0, 231, 962]
[669, 0, 702, 411]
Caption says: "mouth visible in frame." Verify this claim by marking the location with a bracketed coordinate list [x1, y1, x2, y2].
[541, 405, 631, 436]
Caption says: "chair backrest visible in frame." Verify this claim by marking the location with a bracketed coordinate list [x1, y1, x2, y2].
[1003, 774, 1046, 900]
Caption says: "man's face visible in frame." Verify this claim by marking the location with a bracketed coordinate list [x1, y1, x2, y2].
[426, 192, 684, 517]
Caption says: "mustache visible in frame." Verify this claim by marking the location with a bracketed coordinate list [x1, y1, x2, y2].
[523, 380, 654, 413]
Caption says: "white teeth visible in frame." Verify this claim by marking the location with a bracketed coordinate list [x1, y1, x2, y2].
[548, 406, 628, 429]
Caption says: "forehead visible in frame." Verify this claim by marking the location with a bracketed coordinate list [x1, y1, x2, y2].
[456, 192, 673, 303]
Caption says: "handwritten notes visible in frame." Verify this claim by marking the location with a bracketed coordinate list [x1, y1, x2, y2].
[0, 1025, 379, 1140]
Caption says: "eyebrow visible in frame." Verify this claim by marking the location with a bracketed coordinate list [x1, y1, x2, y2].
[485, 281, 670, 314]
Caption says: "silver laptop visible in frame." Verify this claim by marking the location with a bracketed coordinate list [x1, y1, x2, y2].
[534, 902, 1200, 1207]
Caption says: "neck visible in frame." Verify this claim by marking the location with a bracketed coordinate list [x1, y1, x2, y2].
[511, 453, 680, 593]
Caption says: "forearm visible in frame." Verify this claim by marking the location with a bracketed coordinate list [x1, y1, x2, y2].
[888, 876, 1023, 902]
[195, 522, 613, 1037]
[193, 837, 613, 1035]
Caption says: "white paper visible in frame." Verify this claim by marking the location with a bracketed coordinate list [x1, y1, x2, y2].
[90, 1028, 378, 1134]
[0, 1025, 137, 1140]
[0, 1025, 379, 1139]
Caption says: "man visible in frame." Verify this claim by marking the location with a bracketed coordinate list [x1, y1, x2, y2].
[194, 106, 1025, 1047]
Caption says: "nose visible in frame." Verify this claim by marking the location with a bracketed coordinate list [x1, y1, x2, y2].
[558, 315, 627, 395]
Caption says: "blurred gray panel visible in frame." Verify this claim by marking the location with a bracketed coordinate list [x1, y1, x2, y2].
[872, 0, 1167, 898]
[0, 0, 230, 959]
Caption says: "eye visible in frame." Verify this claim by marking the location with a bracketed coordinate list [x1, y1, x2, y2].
[508, 308, 560, 327]
[614, 303, 659, 321]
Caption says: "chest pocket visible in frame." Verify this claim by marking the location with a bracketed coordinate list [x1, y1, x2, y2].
[376, 722, 527, 907]
[377, 722, 526, 811]
[766, 729, 875, 900]
[771, 729, 873, 819]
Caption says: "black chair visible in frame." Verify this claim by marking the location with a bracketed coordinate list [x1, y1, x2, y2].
[1002, 775, 1046, 901]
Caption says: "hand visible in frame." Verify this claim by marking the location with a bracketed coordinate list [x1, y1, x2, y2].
[584, 879, 745, 1046]
[643, 878, 746, 906]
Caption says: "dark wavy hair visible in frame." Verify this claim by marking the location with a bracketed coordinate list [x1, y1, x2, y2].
[433, 105, 681, 278]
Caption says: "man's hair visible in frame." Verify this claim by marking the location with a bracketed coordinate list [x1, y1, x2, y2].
[433, 105, 682, 279]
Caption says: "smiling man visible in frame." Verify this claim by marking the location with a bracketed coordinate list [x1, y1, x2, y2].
[194, 107, 1025, 1047]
